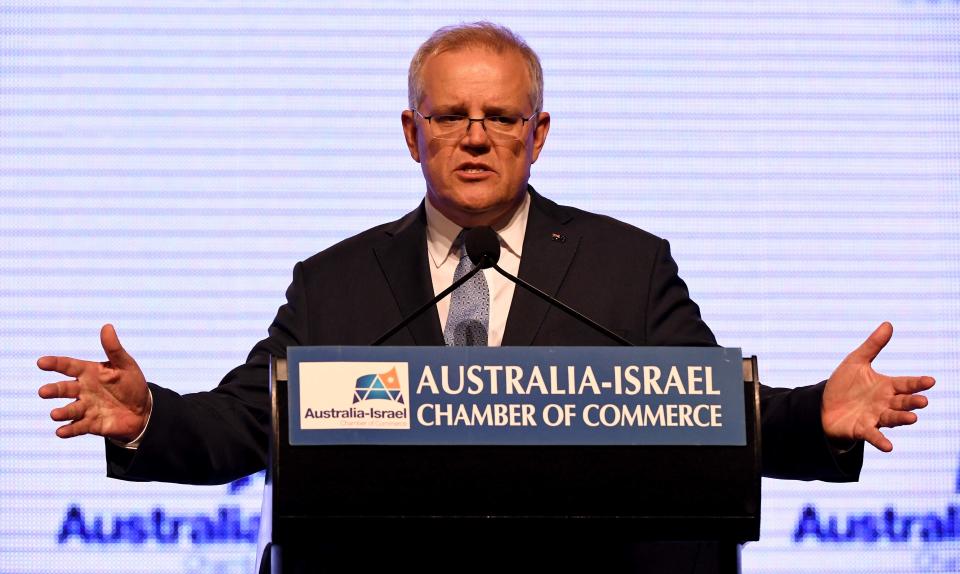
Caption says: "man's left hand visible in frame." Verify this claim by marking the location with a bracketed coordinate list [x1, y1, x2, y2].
[821, 321, 935, 452]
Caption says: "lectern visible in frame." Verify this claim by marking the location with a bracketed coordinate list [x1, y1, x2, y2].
[260, 348, 760, 574]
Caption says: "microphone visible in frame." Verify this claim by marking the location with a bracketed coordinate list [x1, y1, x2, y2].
[370, 228, 487, 346]
[464, 226, 500, 268]
[467, 227, 633, 347]
[371, 226, 633, 347]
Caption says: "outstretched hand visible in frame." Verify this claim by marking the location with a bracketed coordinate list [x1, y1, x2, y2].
[37, 324, 150, 442]
[821, 322, 935, 452]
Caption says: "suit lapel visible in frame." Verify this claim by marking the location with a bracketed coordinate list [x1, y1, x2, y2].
[372, 203, 445, 346]
[501, 187, 579, 346]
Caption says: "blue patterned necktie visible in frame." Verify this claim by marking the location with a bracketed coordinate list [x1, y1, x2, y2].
[444, 231, 490, 346]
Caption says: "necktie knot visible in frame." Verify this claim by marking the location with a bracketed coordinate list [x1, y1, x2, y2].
[454, 228, 469, 259]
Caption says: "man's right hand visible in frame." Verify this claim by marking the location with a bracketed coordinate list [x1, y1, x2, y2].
[37, 324, 151, 443]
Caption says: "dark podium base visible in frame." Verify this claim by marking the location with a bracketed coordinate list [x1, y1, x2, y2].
[265, 539, 741, 574]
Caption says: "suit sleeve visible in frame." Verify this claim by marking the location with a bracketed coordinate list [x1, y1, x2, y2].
[105, 261, 310, 485]
[644, 239, 863, 482]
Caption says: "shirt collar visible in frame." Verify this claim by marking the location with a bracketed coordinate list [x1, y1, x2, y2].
[424, 191, 530, 269]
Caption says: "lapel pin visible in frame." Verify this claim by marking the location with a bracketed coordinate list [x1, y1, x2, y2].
[550, 232, 566, 243]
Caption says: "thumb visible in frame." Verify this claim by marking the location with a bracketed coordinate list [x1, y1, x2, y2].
[850, 321, 893, 363]
[100, 324, 133, 368]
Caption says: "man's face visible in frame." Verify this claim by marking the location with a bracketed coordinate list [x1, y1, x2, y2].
[401, 47, 550, 228]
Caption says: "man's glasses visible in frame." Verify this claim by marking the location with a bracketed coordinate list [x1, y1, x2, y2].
[412, 109, 536, 143]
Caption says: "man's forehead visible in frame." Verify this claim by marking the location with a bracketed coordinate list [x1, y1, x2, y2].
[419, 47, 532, 110]
[421, 48, 527, 82]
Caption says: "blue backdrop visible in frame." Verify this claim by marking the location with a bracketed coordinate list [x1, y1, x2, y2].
[2, 2, 958, 572]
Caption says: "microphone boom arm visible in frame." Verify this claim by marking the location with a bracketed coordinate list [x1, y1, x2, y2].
[370, 262, 485, 346]
[490, 260, 634, 347]
[372, 222, 633, 348]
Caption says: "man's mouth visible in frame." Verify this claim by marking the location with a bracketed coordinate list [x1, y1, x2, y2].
[455, 162, 495, 180]
[456, 162, 494, 172]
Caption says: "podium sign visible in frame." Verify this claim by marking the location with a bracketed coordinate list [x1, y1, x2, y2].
[288, 346, 745, 446]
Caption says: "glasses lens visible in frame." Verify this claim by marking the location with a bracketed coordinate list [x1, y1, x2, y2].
[484, 116, 521, 135]
[426, 114, 527, 142]
[430, 115, 467, 137]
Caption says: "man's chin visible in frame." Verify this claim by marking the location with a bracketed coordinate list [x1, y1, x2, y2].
[430, 189, 522, 227]
[448, 186, 504, 212]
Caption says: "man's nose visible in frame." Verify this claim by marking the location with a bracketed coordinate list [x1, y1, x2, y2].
[461, 118, 491, 147]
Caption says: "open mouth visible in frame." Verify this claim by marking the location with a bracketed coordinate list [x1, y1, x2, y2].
[455, 162, 495, 179]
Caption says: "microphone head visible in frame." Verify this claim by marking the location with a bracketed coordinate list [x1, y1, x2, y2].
[464, 226, 501, 269]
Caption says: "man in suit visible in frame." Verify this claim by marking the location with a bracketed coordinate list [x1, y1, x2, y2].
[37, 18, 933, 548]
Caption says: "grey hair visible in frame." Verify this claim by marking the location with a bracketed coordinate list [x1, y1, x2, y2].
[407, 22, 544, 113]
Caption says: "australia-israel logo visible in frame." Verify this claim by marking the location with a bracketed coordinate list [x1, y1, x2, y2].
[299, 362, 410, 430]
[353, 367, 404, 404]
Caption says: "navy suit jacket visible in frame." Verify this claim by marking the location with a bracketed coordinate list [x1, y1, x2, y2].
[106, 187, 863, 484]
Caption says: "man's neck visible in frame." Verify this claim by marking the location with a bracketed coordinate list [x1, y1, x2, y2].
[424, 190, 530, 268]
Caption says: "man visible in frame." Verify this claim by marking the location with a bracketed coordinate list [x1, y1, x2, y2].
[38, 20, 933, 567]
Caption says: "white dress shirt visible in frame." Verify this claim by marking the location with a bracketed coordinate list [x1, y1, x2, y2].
[424, 192, 529, 348]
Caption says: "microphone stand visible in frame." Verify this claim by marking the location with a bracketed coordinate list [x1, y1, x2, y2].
[371, 229, 634, 347]
[370, 263, 485, 346]
[490, 261, 634, 347]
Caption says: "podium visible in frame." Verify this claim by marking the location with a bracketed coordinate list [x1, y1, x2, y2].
[261, 349, 761, 574]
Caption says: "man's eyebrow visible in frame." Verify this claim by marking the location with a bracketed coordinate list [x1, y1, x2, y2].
[427, 104, 524, 116]
[482, 105, 515, 115]
[429, 104, 467, 115]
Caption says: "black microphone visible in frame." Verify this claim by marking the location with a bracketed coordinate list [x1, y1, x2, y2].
[467, 226, 633, 347]
[464, 226, 500, 268]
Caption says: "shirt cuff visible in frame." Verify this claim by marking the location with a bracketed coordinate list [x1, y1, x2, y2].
[108, 387, 153, 450]
[828, 437, 858, 455]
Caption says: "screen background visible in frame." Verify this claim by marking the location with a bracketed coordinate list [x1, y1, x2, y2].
[1, 2, 958, 572]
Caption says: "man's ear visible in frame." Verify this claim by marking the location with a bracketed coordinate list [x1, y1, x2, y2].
[530, 112, 551, 164]
[401, 110, 421, 163]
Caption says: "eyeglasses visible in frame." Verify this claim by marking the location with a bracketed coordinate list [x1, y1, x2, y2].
[412, 109, 537, 143]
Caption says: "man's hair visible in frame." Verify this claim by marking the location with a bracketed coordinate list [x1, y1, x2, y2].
[407, 22, 544, 114]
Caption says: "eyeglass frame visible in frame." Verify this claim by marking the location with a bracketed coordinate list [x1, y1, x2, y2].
[411, 109, 538, 142]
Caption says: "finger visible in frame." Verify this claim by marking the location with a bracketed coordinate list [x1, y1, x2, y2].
[50, 400, 86, 422]
[56, 420, 90, 439]
[892, 375, 936, 394]
[891, 394, 928, 411]
[879, 410, 918, 428]
[849, 322, 893, 363]
[38, 380, 81, 399]
[863, 427, 893, 452]
[36, 356, 86, 378]
[100, 324, 133, 368]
